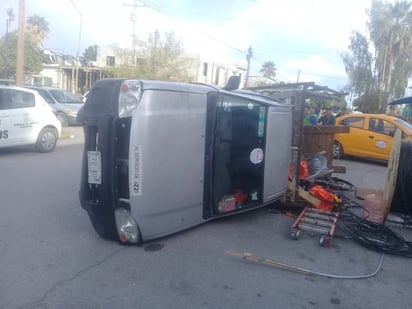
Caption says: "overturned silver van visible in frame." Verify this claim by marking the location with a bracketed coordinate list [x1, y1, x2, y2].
[77, 77, 292, 244]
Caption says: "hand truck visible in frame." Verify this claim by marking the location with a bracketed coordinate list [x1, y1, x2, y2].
[291, 207, 339, 246]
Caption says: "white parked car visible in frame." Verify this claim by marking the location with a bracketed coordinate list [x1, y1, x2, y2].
[0, 86, 61, 152]
[25, 86, 83, 126]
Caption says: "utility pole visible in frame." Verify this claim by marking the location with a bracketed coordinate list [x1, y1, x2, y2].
[123, 0, 146, 66]
[69, 0, 82, 94]
[5, 7, 15, 77]
[151, 29, 159, 73]
[245, 46, 253, 88]
[15, 0, 25, 86]
[296, 70, 301, 83]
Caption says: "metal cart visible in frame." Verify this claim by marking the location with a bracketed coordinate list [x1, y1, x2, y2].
[291, 207, 339, 246]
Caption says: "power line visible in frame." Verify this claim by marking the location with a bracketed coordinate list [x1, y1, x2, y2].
[143, 0, 248, 57]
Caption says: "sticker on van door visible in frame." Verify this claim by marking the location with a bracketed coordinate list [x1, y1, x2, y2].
[250, 148, 264, 164]
[130, 145, 142, 196]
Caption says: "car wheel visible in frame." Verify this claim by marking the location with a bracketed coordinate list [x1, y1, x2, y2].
[333, 141, 343, 159]
[36, 128, 58, 153]
[56, 112, 69, 127]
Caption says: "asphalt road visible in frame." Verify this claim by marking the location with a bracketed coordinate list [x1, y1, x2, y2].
[0, 129, 411, 309]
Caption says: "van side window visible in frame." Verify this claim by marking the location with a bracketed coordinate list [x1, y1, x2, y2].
[0, 89, 35, 109]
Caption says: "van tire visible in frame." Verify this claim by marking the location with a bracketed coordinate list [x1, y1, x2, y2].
[56, 112, 69, 127]
[36, 128, 58, 153]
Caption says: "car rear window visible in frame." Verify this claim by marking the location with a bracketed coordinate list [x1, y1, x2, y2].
[0, 89, 35, 110]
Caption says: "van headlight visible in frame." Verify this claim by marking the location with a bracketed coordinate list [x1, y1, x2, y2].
[118, 80, 141, 118]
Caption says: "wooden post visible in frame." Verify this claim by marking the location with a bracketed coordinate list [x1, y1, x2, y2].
[384, 129, 401, 212]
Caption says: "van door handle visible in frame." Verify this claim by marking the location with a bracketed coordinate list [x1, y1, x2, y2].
[369, 135, 374, 139]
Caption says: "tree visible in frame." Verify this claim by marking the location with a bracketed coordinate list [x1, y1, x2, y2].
[369, 0, 412, 100]
[83, 45, 98, 61]
[0, 15, 48, 78]
[342, 31, 374, 97]
[260, 61, 276, 80]
[0, 31, 43, 75]
[105, 30, 194, 82]
[342, 0, 412, 113]
[26, 15, 49, 47]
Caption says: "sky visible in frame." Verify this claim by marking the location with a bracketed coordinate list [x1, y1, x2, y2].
[1, 0, 394, 91]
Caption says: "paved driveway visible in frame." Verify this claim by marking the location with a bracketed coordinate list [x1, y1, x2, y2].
[2, 128, 410, 309]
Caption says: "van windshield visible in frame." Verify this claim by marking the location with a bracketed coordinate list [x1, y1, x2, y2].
[49, 89, 82, 104]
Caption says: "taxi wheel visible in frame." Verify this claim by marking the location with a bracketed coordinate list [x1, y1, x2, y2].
[36, 128, 58, 153]
[56, 112, 69, 127]
[333, 142, 343, 159]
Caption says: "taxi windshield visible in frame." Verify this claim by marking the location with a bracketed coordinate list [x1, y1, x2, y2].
[395, 118, 412, 133]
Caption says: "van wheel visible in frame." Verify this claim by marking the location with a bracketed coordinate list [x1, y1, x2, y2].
[36, 128, 58, 153]
[56, 112, 69, 127]
[333, 142, 343, 159]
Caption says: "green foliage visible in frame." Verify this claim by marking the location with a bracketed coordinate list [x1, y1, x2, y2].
[26, 15, 49, 45]
[342, 0, 412, 113]
[259, 61, 276, 79]
[0, 31, 43, 74]
[369, 0, 412, 99]
[342, 31, 374, 96]
[83, 45, 98, 61]
[352, 91, 380, 113]
[105, 31, 195, 82]
[308, 96, 347, 113]
[0, 14, 49, 77]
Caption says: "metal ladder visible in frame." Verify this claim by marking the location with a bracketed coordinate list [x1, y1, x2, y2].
[291, 207, 339, 246]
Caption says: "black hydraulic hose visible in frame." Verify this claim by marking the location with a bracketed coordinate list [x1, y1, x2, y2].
[340, 210, 412, 258]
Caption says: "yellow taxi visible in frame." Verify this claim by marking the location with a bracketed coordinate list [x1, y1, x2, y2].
[334, 113, 412, 161]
